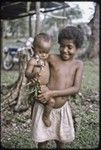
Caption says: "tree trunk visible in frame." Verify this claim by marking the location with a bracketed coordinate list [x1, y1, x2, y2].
[1, 52, 33, 112]
[78, 3, 99, 59]
[86, 3, 99, 58]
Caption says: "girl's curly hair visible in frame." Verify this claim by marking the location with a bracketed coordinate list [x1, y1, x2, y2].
[58, 26, 84, 48]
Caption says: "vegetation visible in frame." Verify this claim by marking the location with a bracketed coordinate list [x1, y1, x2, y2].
[3, 18, 28, 38]
[1, 57, 99, 149]
[44, 4, 82, 28]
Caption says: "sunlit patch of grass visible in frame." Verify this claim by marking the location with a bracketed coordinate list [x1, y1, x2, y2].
[1, 70, 19, 85]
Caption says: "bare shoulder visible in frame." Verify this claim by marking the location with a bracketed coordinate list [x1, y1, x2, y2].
[75, 59, 84, 69]
[48, 54, 58, 63]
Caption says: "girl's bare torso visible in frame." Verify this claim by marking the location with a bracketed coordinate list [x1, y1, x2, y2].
[47, 55, 78, 108]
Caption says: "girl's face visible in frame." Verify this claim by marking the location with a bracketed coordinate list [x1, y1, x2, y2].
[59, 39, 77, 61]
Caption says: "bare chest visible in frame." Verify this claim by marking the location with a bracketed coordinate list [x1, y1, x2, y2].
[49, 61, 77, 89]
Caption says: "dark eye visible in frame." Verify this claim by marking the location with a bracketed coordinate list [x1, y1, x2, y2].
[68, 45, 72, 49]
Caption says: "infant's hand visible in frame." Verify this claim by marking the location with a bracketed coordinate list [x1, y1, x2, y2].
[30, 79, 37, 85]
[38, 91, 52, 103]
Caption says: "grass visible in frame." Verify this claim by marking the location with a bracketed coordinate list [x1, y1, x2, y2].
[81, 58, 99, 91]
[1, 57, 99, 149]
[1, 69, 19, 85]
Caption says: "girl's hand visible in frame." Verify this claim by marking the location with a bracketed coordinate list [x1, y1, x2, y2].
[38, 90, 52, 104]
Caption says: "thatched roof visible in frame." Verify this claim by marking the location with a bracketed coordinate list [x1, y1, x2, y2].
[1, 2, 69, 20]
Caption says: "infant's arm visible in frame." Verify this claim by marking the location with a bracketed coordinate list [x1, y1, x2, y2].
[25, 58, 37, 80]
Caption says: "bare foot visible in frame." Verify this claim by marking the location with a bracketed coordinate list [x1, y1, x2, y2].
[42, 116, 51, 127]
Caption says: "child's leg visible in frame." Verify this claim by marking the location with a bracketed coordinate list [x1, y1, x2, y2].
[55, 140, 65, 149]
[42, 98, 55, 127]
[38, 141, 48, 149]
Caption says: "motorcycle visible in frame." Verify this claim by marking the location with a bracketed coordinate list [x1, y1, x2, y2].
[2, 37, 34, 70]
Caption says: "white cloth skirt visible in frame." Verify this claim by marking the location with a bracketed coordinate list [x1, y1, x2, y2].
[31, 101, 75, 143]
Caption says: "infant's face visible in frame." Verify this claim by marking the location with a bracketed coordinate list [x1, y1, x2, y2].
[37, 52, 49, 60]
[35, 40, 51, 60]
[59, 39, 77, 61]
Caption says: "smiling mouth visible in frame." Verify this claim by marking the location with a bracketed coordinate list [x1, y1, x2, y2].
[62, 53, 70, 56]
[61, 53, 73, 60]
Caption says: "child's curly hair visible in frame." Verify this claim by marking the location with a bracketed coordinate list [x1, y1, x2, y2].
[58, 26, 84, 48]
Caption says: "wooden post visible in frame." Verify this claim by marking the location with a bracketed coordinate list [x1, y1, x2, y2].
[35, 2, 41, 35]
[0, 20, 3, 64]
[27, 2, 32, 37]
[29, 15, 32, 37]
[63, 3, 66, 26]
